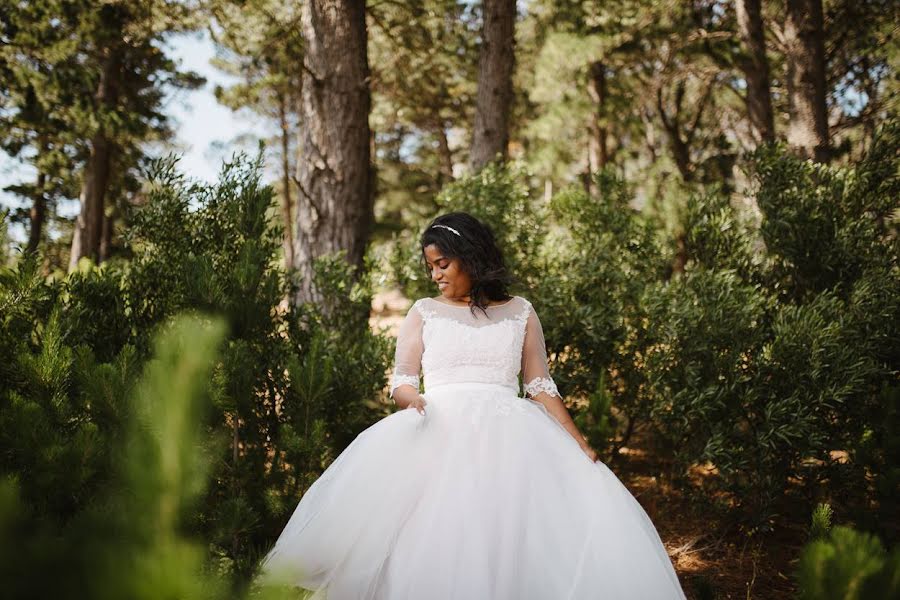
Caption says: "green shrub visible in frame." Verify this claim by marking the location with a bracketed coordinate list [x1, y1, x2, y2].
[0, 154, 393, 589]
[537, 171, 665, 436]
[0, 314, 229, 600]
[797, 504, 900, 600]
[496, 122, 897, 530]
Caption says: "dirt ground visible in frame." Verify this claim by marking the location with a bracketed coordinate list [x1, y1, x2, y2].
[612, 426, 804, 600]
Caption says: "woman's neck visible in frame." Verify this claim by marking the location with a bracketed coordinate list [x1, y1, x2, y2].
[435, 293, 512, 308]
[439, 293, 471, 306]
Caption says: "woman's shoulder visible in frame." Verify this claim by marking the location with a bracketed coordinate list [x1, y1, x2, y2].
[513, 294, 533, 307]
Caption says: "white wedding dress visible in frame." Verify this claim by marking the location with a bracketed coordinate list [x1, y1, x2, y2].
[259, 296, 687, 599]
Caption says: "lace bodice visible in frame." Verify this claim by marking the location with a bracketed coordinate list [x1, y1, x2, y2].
[389, 296, 561, 400]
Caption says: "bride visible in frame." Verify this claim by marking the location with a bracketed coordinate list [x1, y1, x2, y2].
[258, 212, 687, 599]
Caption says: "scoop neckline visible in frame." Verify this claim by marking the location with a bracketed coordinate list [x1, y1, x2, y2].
[428, 296, 517, 309]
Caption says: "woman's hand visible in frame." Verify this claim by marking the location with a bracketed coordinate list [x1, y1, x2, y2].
[579, 441, 599, 462]
[407, 394, 427, 415]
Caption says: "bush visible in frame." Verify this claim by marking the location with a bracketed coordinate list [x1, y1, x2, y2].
[0, 314, 229, 600]
[797, 504, 900, 600]
[638, 123, 899, 529]
[384, 124, 898, 534]
[436, 123, 898, 532]
[537, 172, 666, 447]
[0, 154, 393, 590]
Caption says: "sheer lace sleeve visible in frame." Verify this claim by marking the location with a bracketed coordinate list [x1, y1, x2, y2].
[521, 303, 561, 399]
[389, 300, 424, 399]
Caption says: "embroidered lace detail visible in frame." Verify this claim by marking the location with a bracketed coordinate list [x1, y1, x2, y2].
[416, 297, 529, 329]
[390, 372, 420, 398]
[422, 314, 529, 330]
[414, 299, 437, 321]
[523, 376, 560, 398]
[421, 313, 528, 390]
[515, 298, 532, 323]
[467, 395, 531, 427]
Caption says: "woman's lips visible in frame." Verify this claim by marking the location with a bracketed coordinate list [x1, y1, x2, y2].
[438, 282, 449, 289]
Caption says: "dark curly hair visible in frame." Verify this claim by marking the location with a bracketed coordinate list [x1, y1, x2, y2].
[420, 212, 514, 317]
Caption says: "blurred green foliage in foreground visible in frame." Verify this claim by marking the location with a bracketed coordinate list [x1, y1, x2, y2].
[0, 313, 229, 599]
[0, 155, 391, 595]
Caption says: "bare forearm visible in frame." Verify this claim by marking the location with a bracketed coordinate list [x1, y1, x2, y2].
[533, 393, 588, 447]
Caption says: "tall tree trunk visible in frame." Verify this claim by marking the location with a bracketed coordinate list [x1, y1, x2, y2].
[69, 133, 112, 270]
[587, 60, 610, 174]
[278, 91, 295, 272]
[435, 120, 454, 185]
[293, 0, 372, 306]
[784, 0, 829, 162]
[581, 140, 592, 196]
[470, 0, 516, 171]
[69, 53, 119, 271]
[736, 0, 775, 143]
[27, 171, 46, 255]
[99, 200, 113, 261]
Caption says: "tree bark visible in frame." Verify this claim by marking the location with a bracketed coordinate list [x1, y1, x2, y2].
[736, 0, 775, 143]
[293, 0, 372, 306]
[470, 0, 516, 171]
[99, 200, 113, 261]
[587, 60, 610, 174]
[278, 91, 295, 273]
[69, 52, 119, 271]
[435, 120, 454, 185]
[27, 171, 46, 255]
[69, 132, 112, 270]
[784, 0, 830, 162]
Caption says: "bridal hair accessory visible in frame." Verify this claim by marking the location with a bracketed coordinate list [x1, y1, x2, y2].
[432, 224, 461, 237]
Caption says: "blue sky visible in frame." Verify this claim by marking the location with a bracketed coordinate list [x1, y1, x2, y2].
[158, 31, 253, 182]
[0, 30, 250, 244]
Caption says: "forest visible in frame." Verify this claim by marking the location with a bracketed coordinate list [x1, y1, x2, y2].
[1, 0, 898, 598]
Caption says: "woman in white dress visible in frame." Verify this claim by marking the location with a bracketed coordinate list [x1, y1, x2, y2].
[259, 212, 687, 599]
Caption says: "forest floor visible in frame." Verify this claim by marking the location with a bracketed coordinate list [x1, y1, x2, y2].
[371, 290, 804, 600]
[613, 425, 804, 600]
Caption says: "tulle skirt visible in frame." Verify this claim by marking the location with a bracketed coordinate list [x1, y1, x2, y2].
[258, 382, 687, 599]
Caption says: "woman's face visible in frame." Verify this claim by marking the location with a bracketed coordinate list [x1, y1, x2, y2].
[423, 243, 473, 300]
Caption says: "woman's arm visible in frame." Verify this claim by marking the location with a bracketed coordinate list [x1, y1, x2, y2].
[521, 304, 598, 461]
[533, 394, 598, 462]
[389, 302, 427, 415]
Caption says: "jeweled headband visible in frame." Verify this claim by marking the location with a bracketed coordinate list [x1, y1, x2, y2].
[431, 224, 461, 237]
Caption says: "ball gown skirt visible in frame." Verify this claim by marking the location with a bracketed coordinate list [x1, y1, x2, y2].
[258, 382, 687, 599]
